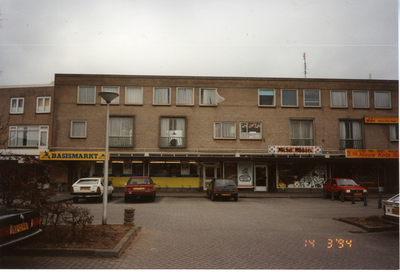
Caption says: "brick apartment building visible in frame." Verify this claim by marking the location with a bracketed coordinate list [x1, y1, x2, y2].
[1, 74, 399, 193]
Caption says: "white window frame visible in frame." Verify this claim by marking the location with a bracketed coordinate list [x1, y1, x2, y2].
[352, 91, 370, 108]
[10, 98, 24, 114]
[214, 122, 236, 139]
[374, 91, 391, 109]
[176, 87, 194, 106]
[70, 120, 87, 138]
[281, 89, 298, 107]
[101, 86, 120, 104]
[290, 119, 314, 146]
[199, 88, 221, 106]
[258, 89, 276, 107]
[390, 124, 399, 141]
[304, 90, 321, 107]
[240, 122, 262, 140]
[125, 87, 143, 105]
[160, 117, 186, 148]
[153, 87, 171, 105]
[77, 86, 96, 104]
[339, 120, 363, 149]
[36, 96, 51, 113]
[330, 90, 348, 108]
[109, 117, 134, 147]
[8, 125, 48, 148]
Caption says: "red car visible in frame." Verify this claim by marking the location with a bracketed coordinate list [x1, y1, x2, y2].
[323, 178, 367, 201]
[124, 176, 156, 202]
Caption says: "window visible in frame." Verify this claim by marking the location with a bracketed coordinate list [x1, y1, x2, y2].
[331, 91, 348, 108]
[374, 91, 391, 108]
[200, 88, 225, 105]
[36, 97, 51, 113]
[153, 88, 171, 105]
[304, 90, 320, 107]
[240, 122, 262, 139]
[290, 120, 314, 146]
[160, 117, 186, 148]
[352, 91, 369, 108]
[390, 124, 399, 141]
[71, 121, 87, 138]
[78, 86, 96, 104]
[177, 88, 194, 105]
[339, 120, 363, 149]
[109, 117, 133, 147]
[214, 122, 236, 139]
[10, 98, 24, 114]
[101, 86, 120, 104]
[258, 90, 275, 106]
[125, 87, 143, 105]
[281, 89, 298, 107]
[8, 125, 48, 147]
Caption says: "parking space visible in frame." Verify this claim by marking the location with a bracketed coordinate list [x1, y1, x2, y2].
[1, 196, 399, 269]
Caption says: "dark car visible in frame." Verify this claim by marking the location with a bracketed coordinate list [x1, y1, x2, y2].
[383, 194, 399, 224]
[124, 176, 156, 202]
[0, 203, 42, 255]
[206, 178, 238, 201]
[323, 178, 367, 201]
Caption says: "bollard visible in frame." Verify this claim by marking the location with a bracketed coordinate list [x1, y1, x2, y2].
[124, 207, 135, 225]
[340, 190, 344, 202]
[351, 192, 355, 204]
[378, 193, 382, 209]
[364, 193, 368, 206]
[331, 188, 335, 201]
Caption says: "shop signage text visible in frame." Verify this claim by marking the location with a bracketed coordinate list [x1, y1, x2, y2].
[40, 152, 107, 161]
[268, 146, 322, 154]
[346, 149, 399, 159]
[364, 117, 398, 124]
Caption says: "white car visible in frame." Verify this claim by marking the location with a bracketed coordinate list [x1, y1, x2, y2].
[70, 178, 114, 203]
[383, 194, 399, 223]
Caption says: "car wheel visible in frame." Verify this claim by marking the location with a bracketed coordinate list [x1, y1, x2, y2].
[339, 190, 345, 202]
[73, 197, 78, 203]
[323, 189, 327, 199]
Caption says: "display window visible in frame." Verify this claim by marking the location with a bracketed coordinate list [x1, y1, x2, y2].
[278, 163, 326, 188]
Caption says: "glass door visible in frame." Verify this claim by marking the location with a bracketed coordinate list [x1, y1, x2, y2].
[203, 164, 217, 190]
[254, 165, 268, 191]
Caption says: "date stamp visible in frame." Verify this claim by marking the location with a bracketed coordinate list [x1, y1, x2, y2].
[305, 239, 353, 248]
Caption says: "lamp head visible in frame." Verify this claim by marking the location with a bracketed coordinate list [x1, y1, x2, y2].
[98, 91, 119, 103]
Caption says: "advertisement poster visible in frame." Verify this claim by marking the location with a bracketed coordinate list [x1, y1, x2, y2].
[238, 162, 253, 188]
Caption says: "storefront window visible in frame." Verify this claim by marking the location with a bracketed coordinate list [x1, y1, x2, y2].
[224, 163, 237, 184]
[332, 165, 352, 179]
[356, 165, 376, 183]
[278, 163, 325, 188]
[150, 161, 198, 176]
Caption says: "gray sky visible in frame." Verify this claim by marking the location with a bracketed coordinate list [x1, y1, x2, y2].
[0, 0, 398, 86]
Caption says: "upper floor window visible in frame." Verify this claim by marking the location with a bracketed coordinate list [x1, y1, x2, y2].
[200, 88, 225, 105]
[177, 88, 194, 106]
[339, 120, 363, 149]
[374, 91, 391, 109]
[153, 88, 171, 105]
[258, 90, 275, 107]
[37, 97, 51, 113]
[352, 91, 369, 108]
[8, 125, 48, 148]
[70, 120, 87, 138]
[390, 124, 399, 141]
[304, 90, 320, 107]
[214, 122, 236, 139]
[281, 89, 298, 107]
[160, 117, 186, 148]
[78, 86, 96, 104]
[331, 90, 348, 108]
[10, 98, 24, 114]
[290, 120, 314, 146]
[125, 87, 143, 105]
[101, 86, 120, 104]
[109, 117, 133, 147]
[240, 122, 262, 139]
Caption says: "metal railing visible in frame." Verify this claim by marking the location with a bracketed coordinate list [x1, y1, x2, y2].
[109, 136, 132, 147]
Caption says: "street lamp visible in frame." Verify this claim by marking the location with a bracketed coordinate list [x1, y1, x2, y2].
[98, 91, 119, 225]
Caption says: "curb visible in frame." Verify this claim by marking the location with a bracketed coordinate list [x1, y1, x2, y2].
[13, 225, 141, 258]
[334, 218, 397, 232]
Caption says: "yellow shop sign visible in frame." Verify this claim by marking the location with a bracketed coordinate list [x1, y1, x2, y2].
[40, 152, 108, 161]
[346, 149, 399, 159]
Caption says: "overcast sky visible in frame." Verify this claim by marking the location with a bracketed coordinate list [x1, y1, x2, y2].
[0, 0, 398, 86]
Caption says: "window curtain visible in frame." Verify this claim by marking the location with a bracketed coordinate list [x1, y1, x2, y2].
[79, 87, 95, 103]
[201, 89, 225, 105]
[126, 87, 142, 104]
[390, 124, 399, 141]
[154, 88, 170, 104]
[340, 121, 362, 148]
[282, 90, 297, 106]
[17, 126, 39, 146]
[72, 122, 86, 137]
[304, 90, 320, 106]
[177, 88, 193, 104]
[331, 91, 347, 107]
[353, 91, 369, 107]
[290, 121, 313, 145]
[215, 122, 235, 138]
[259, 90, 274, 105]
[375, 92, 390, 108]
[161, 118, 185, 146]
[109, 117, 133, 147]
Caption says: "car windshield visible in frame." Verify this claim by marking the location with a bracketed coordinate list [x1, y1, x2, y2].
[77, 179, 99, 185]
[337, 179, 358, 186]
[389, 195, 399, 202]
[215, 179, 236, 187]
[127, 178, 151, 185]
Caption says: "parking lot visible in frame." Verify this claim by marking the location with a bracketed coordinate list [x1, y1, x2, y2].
[1, 195, 399, 269]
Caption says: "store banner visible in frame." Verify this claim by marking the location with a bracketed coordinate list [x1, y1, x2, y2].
[238, 162, 253, 187]
[268, 145, 322, 154]
[346, 149, 399, 159]
[364, 117, 398, 124]
[40, 151, 108, 161]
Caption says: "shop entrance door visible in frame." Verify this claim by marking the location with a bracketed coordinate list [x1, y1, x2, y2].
[203, 164, 217, 190]
[254, 165, 268, 191]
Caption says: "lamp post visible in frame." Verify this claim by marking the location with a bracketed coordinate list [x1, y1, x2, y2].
[98, 91, 119, 225]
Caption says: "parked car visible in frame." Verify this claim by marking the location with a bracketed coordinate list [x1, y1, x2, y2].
[383, 194, 399, 223]
[124, 176, 156, 202]
[323, 178, 367, 201]
[206, 178, 238, 201]
[0, 204, 43, 255]
[70, 177, 114, 203]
